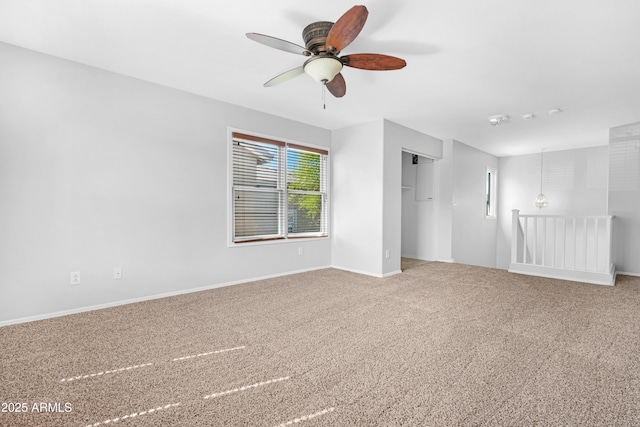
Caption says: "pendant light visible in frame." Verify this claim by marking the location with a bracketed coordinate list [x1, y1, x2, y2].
[535, 150, 548, 209]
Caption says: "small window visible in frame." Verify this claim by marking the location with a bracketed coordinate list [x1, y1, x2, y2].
[231, 132, 328, 243]
[486, 168, 497, 218]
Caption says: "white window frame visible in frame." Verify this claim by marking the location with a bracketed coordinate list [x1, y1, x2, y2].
[228, 129, 330, 246]
[485, 167, 497, 219]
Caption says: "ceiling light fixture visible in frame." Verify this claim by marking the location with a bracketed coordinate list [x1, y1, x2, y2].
[535, 149, 549, 209]
[522, 113, 535, 120]
[548, 108, 563, 115]
[488, 114, 510, 126]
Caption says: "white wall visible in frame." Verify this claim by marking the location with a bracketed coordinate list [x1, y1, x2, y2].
[451, 141, 499, 268]
[437, 140, 454, 263]
[496, 146, 609, 269]
[0, 43, 331, 324]
[609, 122, 640, 275]
[331, 120, 385, 276]
[331, 119, 442, 277]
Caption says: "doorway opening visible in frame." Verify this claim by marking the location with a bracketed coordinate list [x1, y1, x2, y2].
[401, 150, 437, 269]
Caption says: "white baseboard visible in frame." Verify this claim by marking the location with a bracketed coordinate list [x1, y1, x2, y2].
[330, 265, 386, 278]
[0, 265, 332, 328]
[508, 263, 616, 286]
[382, 270, 403, 277]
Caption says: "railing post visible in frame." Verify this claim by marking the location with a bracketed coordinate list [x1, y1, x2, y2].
[572, 217, 577, 269]
[562, 217, 567, 269]
[511, 209, 520, 264]
[524, 217, 529, 263]
[533, 217, 538, 265]
[542, 216, 547, 267]
[594, 217, 599, 272]
[606, 216, 613, 271]
[551, 217, 556, 268]
[582, 217, 588, 271]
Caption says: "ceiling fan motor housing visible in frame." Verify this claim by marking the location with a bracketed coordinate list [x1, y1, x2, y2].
[302, 21, 335, 54]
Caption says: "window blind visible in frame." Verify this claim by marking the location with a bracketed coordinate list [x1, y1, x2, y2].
[231, 132, 328, 243]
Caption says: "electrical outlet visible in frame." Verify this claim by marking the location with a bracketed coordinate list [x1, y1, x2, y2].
[113, 267, 122, 280]
[70, 271, 81, 285]
[385, 249, 390, 259]
[298, 247, 303, 256]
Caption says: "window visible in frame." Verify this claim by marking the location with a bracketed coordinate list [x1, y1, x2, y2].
[486, 167, 497, 218]
[231, 132, 328, 243]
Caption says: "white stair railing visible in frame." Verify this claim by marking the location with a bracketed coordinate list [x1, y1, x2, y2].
[509, 209, 616, 285]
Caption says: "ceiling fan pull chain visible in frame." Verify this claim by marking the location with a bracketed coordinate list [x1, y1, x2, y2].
[322, 81, 326, 110]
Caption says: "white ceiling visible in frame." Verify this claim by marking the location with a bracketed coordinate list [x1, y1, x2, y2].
[1, 0, 639, 157]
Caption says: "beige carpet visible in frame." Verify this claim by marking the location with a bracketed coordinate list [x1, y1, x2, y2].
[1, 262, 640, 426]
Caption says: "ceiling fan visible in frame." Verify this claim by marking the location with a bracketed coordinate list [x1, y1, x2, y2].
[246, 5, 406, 99]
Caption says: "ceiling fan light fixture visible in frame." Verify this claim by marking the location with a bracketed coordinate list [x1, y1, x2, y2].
[303, 56, 343, 84]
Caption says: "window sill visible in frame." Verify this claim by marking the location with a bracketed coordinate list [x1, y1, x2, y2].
[229, 235, 329, 248]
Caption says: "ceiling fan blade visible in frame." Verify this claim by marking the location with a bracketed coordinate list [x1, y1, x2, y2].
[342, 53, 407, 70]
[326, 73, 346, 98]
[246, 33, 311, 56]
[325, 5, 368, 54]
[264, 66, 305, 87]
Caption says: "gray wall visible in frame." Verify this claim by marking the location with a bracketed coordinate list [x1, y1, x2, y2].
[0, 42, 331, 324]
[450, 141, 499, 268]
[609, 122, 640, 275]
